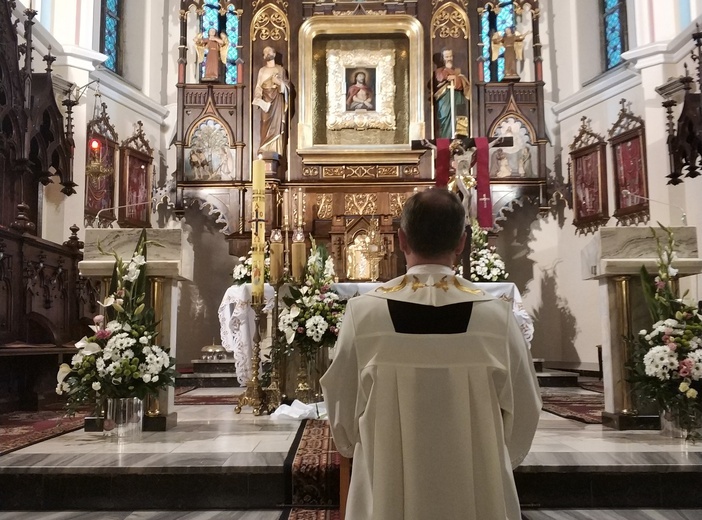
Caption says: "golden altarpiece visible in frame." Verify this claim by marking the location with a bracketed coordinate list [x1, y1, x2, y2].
[173, 0, 548, 280]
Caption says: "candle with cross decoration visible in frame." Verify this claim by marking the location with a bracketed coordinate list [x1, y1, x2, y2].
[251, 157, 266, 304]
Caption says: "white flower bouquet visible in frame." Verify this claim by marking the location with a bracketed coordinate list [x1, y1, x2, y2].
[232, 245, 271, 284]
[629, 224, 702, 439]
[456, 221, 508, 282]
[56, 230, 177, 415]
[277, 239, 346, 361]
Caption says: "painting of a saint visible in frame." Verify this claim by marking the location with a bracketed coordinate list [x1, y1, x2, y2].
[346, 69, 375, 111]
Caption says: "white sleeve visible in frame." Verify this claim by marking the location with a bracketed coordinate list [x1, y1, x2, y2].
[501, 308, 542, 469]
[320, 301, 360, 458]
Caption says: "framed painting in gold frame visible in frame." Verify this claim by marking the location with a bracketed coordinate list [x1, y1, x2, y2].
[84, 135, 117, 226]
[608, 101, 649, 226]
[118, 147, 152, 228]
[571, 142, 609, 231]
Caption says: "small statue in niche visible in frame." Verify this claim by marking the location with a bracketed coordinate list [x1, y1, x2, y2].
[491, 27, 529, 80]
[252, 46, 291, 156]
[194, 28, 229, 82]
[433, 48, 470, 139]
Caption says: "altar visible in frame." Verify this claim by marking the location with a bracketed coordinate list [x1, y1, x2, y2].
[218, 282, 534, 386]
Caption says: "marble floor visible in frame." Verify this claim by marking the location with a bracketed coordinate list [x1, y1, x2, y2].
[1, 386, 702, 518]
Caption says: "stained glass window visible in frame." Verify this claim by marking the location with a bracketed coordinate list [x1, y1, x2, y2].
[200, 2, 240, 84]
[100, 0, 121, 74]
[480, 2, 515, 82]
[602, 0, 628, 69]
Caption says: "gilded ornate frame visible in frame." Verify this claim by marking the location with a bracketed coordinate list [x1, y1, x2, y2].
[297, 15, 425, 165]
[327, 49, 396, 131]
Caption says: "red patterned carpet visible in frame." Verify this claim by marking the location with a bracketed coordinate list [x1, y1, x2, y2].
[281, 509, 340, 520]
[286, 419, 341, 507]
[541, 393, 603, 424]
[0, 410, 87, 456]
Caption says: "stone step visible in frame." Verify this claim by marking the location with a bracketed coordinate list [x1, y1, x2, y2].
[191, 359, 238, 374]
[532, 357, 545, 372]
[176, 372, 240, 387]
[536, 369, 580, 387]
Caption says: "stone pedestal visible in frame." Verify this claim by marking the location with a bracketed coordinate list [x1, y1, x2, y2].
[79, 228, 194, 431]
[582, 227, 702, 430]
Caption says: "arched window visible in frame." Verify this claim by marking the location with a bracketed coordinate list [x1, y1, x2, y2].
[100, 0, 121, 74]
[480, 2, 515, 82]
[200, 2, 241, 84]
[602, 0, 628, 70]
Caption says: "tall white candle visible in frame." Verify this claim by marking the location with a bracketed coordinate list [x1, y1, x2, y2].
[251, 158, 266, 303]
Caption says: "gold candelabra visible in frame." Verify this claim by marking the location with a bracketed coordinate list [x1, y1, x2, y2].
[235, 299, 273, 415]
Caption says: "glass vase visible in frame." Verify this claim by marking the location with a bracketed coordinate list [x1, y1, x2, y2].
[660, 409, 702, 441]
[103, 397, 143, 438]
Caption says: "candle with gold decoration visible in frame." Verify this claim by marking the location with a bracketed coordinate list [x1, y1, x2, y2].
[291, 227, 307, 282]
[269, 229, 284, 283]
[251, 157, 266, 303]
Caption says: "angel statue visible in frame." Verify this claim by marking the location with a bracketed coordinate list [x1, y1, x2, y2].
[194, 28, 229, 82]
[491, 27, 529, 80]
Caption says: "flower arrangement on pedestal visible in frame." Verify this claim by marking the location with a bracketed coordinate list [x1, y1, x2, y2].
[278, 239, 346, 362]
[232, 244, 271, 284]
[56, 230, 177, 416]
[456, 220, 508, 282]
[629, 224, 702, 440]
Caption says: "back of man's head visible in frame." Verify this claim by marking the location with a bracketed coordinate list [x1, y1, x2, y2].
[400, 188, 465, 259]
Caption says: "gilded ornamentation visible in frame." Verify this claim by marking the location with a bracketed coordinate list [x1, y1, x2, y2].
[389, 193, 407, 217]
[432, 3, 468, 39]
[345, 194, 378, 215]
[411, 276, 427, 292]
[322, 167, 344, 178]
[434, 276, 450, 292]
[347, 166, 374, 178]
[302, 166, 319, 177]
[333, 9, 387, 16]
[316, 194, 333, 219]
[377, 166, 399, 177]
[326, 48, 397, 131]
[403, 165, 420, 177]
[375, 275, 408, 293]
[453, 276, 483, 294]
[252, 6, 289, 42]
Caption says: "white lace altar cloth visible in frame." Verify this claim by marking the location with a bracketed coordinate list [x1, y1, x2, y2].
[218, 282, 534, 386]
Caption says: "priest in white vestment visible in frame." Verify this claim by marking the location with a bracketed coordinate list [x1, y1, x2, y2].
[321, 188, 542, 520]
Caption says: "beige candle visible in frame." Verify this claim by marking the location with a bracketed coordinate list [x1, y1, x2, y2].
[269, 229, 284, 283]
[291, 242, 306, 282]
[251, 157, 266, 302]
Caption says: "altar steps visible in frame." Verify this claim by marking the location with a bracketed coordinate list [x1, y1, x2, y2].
[533, 357, 580, 387]
[176, 357, 241, 387]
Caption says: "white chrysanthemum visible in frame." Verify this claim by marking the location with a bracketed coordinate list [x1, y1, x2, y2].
[643, 345, 679, 380]
[105, 320, 122, 333]
[305, 315, 329, 343]
[232, 264, 249, 281]
[687, 349, 702, 380]
[92, 382, 101, 391]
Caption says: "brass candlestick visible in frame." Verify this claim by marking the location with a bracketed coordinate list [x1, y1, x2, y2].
[235, 300, 269, 415]
[264, 277, 285, 409]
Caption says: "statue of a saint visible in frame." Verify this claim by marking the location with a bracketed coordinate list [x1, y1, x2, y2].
[194, 28, 229, 82]
[252, 46, 290, 156]
[491, 27, 528, 80]
[433, 49, 470, 139]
